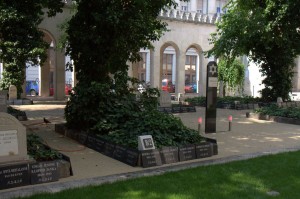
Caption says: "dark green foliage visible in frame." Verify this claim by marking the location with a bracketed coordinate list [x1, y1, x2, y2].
[218, 58, 245, 96]
[27, 134, 61, 161]
[65, 0, 180, 83]
[255, 104, 300, 119]
[208, 0, 300, 101]
[65, 72, 203, 149]
[0, 0, 64, 97]
[64, 0, 202, 149]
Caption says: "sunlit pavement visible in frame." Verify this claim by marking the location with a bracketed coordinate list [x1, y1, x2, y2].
[1, 102, 300, 199]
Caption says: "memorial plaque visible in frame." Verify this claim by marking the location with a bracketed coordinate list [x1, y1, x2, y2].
[86, 135, 96, 150]
[103, 142, 115, 157]
[172, 106, 181, 113]
[95, 138, 106, 153]
[113, 145, 127, 162]
[159, 91, 172, 107]
[195, 142, 212, 158]
[205, 138, 218, 155]
[8, 85, 17, 101]
[124, 148, 139, 167]
[160, 146, 179, 164]
[0, 130, 19, 156]
[30, 161, 58, 184]
[0, 113, 28, 164]
[138, 135, 155, 151]
[0, 164, 29, 190]
[77, 132, 87, 145]
[205, 61, 218, 133]
[141, 149, 162, 168]
[178, 145, 196, 161]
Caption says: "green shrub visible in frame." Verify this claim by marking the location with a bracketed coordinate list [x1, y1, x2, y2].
[255, 105, 300, 119]
[27, 134, 61, 161]
[65, 72, 204, 149]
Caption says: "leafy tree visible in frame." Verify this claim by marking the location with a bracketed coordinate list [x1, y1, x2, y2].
[208, 0, 300, 101]
[218, 58, 245, 96]
[64, 0, 204, 147]
[65, 0, 183, 83]
[0, 0, 64, 98]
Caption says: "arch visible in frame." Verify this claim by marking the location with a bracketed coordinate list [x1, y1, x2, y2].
[185, 44, 204, 94]
[159, 42, 180, 93]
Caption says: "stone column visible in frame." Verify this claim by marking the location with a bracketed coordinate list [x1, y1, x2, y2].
[40, 50, 50, 97]
[55, 50, 66, 100]
[176, 51, 185, 95]
[151, 49, 160, 89]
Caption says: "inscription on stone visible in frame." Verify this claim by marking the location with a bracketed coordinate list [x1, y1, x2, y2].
[0, 130, 19, 156]
[103, 142, 115, 157]
[0, 164, 29, 189]
[113, 145, 127, 162]
[124, 149, 139, 167]
[160, 146, 179, 164]
[195, 143, 212, 158]
[141, 149, 162, 168]
[179, 145, 196, 161]
[95, 138, 106, 153]
[30, 161, 58, 184]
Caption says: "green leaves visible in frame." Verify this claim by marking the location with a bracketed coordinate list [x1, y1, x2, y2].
[208, 0, 300, 101]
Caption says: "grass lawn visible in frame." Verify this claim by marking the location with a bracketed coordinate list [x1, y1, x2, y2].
[18, 151, 300, 199]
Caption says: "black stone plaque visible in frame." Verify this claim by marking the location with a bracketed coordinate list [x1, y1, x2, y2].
[78, 132, 88, 145]
[160, 146, 179, 164]
[113, 145, 127, 162]
[124, 148, 139, 167]
[103, 142, 115, 157]
[205, 61, 218, 133]
[172, 106, 181, 113]
[0, 164, 30, 190]
[30, 161, 59, 184]
[178, 145, 196, 161]
[94, 138, 106, 153]
[195, 142, 212, 158]
[86, 135, 97, 150]
[141, 149, 162, 168]
[205, 137, 218, 155]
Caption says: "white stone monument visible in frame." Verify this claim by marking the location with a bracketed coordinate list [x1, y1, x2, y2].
[8, 85, 17, 101]
[159, 91, 172, 107]
[138, 135, 155, 151]
[0, 112, 28, 165]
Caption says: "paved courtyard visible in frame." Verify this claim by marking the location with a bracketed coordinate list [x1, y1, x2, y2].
[1, 100, 300, 198]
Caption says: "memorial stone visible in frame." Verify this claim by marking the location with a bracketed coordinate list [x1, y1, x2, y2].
[205, 61, 218, 133]
[0, 112, 28, 164]
[8, 85, 17, 101]
[159, 91, 172, 107]
[0, 91, 8, 112]
[138, 135, 155, 151]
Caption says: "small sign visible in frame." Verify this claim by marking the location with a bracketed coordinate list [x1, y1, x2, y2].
[141, 149, 162, 168]
[0, 164, 30, 190]
[195, 143, 212, 158]
[30, 161, 59, 184]
[160, 146, 179, 164]
[138, 135, 155, 151]
[0, 130, 19, 156]
[179, 145, 196, 161]
[208, 77, 218, 87]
